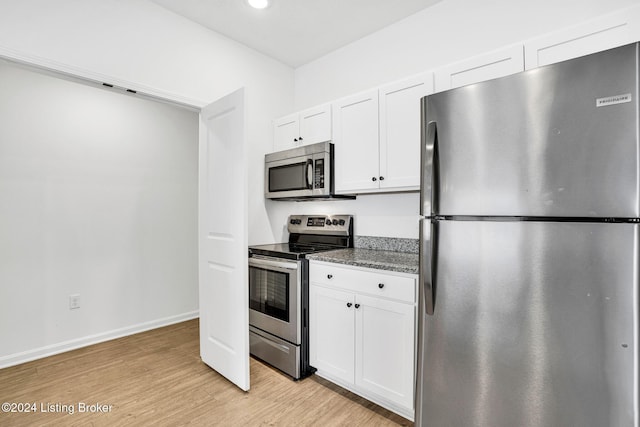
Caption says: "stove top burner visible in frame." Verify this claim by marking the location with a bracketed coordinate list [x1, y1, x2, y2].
[249, 214, 353, 260]
[289, 243, 337, 252]
[248, 242, 343, 260]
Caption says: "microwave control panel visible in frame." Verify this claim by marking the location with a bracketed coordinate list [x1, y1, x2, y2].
[314, 159, 324, 189]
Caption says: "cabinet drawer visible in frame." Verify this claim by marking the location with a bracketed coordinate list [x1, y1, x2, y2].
[309, 261, 416, 303]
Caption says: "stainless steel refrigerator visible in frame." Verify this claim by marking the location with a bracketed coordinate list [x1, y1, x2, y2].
[417, 42, 639, 427]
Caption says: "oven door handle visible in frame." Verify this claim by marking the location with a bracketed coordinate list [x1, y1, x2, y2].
[249, 256, 299, 271]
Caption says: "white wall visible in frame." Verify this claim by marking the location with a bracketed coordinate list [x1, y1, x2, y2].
[0, 61, 199, 364]
[0, 0, 295, 366]
[294, 0, 639, 109]
[263, 193, 420, 244]
[0, 0, 295, 245]
[279, 0, 639, 240]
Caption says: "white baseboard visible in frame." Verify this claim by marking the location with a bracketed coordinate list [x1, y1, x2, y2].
[0, 311, 199, 369]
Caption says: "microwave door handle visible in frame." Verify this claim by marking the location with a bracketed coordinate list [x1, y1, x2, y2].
[306, 159, 314, 189]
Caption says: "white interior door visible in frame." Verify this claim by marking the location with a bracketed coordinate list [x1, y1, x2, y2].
[198, 88, 249, 391]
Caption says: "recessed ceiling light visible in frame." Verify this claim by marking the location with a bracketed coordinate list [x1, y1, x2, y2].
[247, 0, 270, 9]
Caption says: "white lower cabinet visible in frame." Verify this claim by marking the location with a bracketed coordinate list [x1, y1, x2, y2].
[355, 293, 415, 409]
[309, 260, 417, 420]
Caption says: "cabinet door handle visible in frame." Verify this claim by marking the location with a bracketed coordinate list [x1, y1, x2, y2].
[299, 136, 303, 141]
[294, 138, 298, 142]
[372, 177, 377, 182]
[327, 274, 333, 279]
[378, 283, 384, 289]
[346, 302, 352, 308]
[355, 303, 360, 309]
[379, 176, 384, 181]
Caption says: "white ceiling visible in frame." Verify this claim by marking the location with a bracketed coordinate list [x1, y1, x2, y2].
[151, 0, 442, 68]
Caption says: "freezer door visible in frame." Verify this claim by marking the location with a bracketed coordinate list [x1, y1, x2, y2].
[425, 42, 639, 217]
[416, 220, 637, 427]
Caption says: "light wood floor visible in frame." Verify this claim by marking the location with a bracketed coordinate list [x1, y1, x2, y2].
[0, 319, 412, 426]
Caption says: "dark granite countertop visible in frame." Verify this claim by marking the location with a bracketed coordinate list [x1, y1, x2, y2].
[307, 248, 419, 275]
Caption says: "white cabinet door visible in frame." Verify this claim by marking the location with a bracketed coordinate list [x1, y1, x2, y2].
[273, 104, 332, 151]
[333, 89, 380, 193]
[524, 5, 640, 70]
[299, 104, 332, 145]
[434, 44, 524, 92]
[355, 294, 415, 411]
[309, 284, 355, 384]
[379, 73, 433, 191]
[273, 113, 299, 151]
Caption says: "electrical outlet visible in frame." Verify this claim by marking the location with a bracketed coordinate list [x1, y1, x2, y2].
[69, 294, 80, 310]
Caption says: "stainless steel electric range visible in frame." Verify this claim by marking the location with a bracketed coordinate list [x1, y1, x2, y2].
[248, 214, 353, 379]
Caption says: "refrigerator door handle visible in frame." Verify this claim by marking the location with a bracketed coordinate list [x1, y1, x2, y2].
[430, 121, 440, 215]
[421, 117, 439, 216]
[420, 218, 436, 315]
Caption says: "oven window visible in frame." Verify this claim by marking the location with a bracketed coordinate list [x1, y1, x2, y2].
[269, 162, 309, 192]
[249, 266, 289, 322]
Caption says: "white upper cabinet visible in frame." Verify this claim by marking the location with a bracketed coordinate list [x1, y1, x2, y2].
[379, 73, 433, 191]
[333, 89, 380, 193]
[333, 72, 433, 194]
[299, 104, 332, 145]
[273, 103, 332, 151]
[524, 5, 640, 70]
[273, 113, 299, 151]
[434, 44, 524, 93]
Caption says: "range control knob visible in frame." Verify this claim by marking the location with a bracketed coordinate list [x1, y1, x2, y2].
[325, 219, 332, 226]
[338, 219, 346, 226]
[332, 219, 339, 225]
[290, 219, 296, 225]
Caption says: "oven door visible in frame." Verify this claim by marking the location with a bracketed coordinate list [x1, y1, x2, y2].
[248, 255, 301, 344]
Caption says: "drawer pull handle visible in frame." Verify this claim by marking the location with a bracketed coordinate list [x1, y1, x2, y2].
[346, 302, 352, 308]
[378, 283, 385, 289]
[327, 274, 333, 279]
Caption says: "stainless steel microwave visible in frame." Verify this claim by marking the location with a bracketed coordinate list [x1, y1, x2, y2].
[265, 142, 349, 200]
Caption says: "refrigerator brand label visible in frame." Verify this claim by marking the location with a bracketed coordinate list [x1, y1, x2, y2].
[596, 93, 632, 107]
